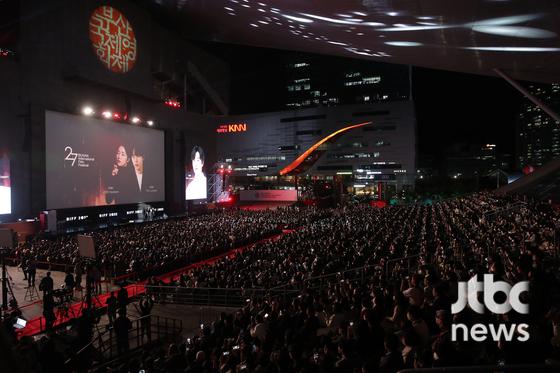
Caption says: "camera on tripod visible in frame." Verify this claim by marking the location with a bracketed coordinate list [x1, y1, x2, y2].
[52, 286, 73, 305]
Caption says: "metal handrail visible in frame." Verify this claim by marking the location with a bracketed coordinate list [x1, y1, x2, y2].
[143, 285, 300, 307]
[266, 263, 381, 293]
[5, 258, 75, 273]
[385, 253, 421, 280]
[144, 285, 267, 292]
[142, 254, 422, 306]
[64, 312, 182, 366]
[482, 201, 527, 219]
[95, 313, 183, 360]
[398, 362, 560, 373]
[304, 265, 378, 290]
[64, 326, 111, 365]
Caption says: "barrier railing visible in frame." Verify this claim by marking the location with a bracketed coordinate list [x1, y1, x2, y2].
[267, 256, 423, 293]
[482, 201, 527, 220]
[99, 314, 182, 360]
[5, 258, 75, 273]
[385, 253, 422, 280]
[398, 362, 560, 373]
[303, 264, 378, 289]
[66, 313, 183, 367]
[142, 285, 299, 308]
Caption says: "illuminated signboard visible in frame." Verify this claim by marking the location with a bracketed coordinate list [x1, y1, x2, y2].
[89, 6, 137, 73]
[216, 123, 248, 134]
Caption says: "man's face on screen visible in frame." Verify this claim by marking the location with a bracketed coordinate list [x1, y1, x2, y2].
[193, 151, 203, 174]
[132, 152, 144, 174]
[116, 146, 128, 167]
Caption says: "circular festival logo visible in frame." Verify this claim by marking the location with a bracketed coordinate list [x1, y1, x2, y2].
[89, 6, 137, 73]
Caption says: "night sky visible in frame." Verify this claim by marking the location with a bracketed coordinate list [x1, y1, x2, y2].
[200, 42, 526, 164]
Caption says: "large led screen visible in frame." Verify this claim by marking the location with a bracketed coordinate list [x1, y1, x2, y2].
[0, 156, 11, 214]
[46, 111, 165, 209]
[185, 145, 207, 200]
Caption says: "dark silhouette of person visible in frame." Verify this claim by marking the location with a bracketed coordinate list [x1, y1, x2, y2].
[106, 291, 117, 326]
[64, 270, 75, 300]
[139, 295, 154, 342]
[21, 258, 28, 280]
[76, 307, 94, 368]
[114, 309, 132, 354]
[42, 292, 56, 332]
[27, 258, 36, 287]
[117, 285, 128, 314]
[2, 311, 18, 344]
[39, 271, 54, 296]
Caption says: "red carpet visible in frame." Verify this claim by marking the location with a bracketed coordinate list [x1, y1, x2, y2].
[17, 232, 287, 338]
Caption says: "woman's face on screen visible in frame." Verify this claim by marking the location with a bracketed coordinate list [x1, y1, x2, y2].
[192, 151, 203, 174]
[116, 146, 128, 167]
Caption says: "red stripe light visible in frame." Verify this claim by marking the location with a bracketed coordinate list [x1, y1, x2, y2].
[279, 121, 372, 176]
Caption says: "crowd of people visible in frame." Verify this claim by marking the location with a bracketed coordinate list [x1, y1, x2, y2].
[4, 193, 560, 372]
[177, 194, 556, 291]
[14, 207, 331, 279]
[124, 193, 560, 372]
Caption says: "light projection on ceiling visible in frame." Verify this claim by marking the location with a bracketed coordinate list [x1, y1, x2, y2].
[162, 0, 560, 82]
[200, 1, 557, 56]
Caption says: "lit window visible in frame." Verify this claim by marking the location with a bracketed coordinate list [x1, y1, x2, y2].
[291, 62, 309, 68]
[362, 76, 381, 84]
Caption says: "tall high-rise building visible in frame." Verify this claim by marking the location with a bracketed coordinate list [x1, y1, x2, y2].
[284, 53, 410, 109]
[518, 83, 560, 168]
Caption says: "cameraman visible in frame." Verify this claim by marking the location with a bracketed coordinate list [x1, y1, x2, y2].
[39, 271, 54, 296]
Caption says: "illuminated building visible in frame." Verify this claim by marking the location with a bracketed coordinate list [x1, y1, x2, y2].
[518, 83, 560, 168]
[216, 101, 416, 194]
[284, 52, 410, 109]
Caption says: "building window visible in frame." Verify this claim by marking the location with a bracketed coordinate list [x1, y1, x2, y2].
[289, 62, 309, 68]
[362, 76, 381, 84]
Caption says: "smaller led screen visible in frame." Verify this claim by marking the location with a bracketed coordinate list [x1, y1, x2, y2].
[185, 145, 207, 200]
[0, 156, 11, 215]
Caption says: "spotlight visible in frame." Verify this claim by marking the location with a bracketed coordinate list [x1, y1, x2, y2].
[147, 120, 154, 126]
[82, 106, 95, 116]
[164, 98, 182, 109]
[102, 111, 112, 119]
[131, 117, 141, 124]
